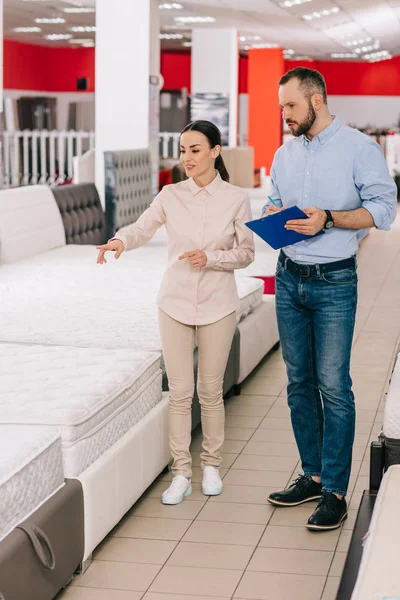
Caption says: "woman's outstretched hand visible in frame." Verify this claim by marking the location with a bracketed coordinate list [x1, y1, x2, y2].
[96, 239, 125, 264]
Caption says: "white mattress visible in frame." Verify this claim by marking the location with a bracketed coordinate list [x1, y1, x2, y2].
[0, 425, 64, 542]
[0, 245, 263, 351]
[351, 465, 400, 600]
[0, 344, 162, 477]
[383, 353, 400, 439]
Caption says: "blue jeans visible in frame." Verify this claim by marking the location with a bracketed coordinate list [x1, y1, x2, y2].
[275, 255, 358, 496]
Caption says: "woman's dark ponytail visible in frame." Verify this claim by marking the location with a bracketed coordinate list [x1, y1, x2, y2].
[181, 120, 230, 183]
[215, 154, 230, 183]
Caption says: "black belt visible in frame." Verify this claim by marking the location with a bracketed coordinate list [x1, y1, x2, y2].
[279, 251, 356, 278]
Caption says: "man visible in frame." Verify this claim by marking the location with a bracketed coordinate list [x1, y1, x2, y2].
[264, 67, 397, 531]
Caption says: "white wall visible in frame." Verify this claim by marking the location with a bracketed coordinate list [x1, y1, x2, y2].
[328, 96, 400, 129]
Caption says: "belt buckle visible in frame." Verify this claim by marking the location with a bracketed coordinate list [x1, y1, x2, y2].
[302, 265, 310, 277]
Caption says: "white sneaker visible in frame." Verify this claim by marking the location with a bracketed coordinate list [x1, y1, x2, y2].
[161, 475, 192, 505]
[202, 466, 223, 496]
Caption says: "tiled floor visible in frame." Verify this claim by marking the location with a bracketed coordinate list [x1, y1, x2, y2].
[58, 216, 400, 600]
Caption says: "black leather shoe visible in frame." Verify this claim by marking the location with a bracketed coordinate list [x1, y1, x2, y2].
[307, 492, 347, 531]
[267, 474, 322, 507]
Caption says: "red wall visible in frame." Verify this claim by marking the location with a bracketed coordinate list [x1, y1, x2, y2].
[3, 40, 95, 91]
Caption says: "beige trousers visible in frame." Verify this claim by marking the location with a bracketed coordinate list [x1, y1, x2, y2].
[158, 309, 237, 478]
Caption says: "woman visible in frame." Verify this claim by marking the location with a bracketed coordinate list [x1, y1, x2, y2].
[96, 120, 254, 504]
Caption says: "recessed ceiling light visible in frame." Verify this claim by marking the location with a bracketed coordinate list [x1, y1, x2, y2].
[331, 52, 357, 58]
[13, 26, 41, 32]
[345, 37, 372, 46]
[280, 0, 311, 7]
[250, 43, 279, 49]
[45, 33, 73, 41]
[159, 33, 183, 39]
[175, 16, 215, 23]
[363, 50, 391, 62]
[303, 7, 339, 20]
[284, 49, 296, 55]
[68, 38, 94, 44]
[182, 41, 192, 47]
[70, 26, 96, 32]
[159, 2, 183, 8]
[35, 17, 65, 24]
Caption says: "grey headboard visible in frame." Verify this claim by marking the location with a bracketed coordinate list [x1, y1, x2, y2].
[52, 183, 107, 245]
[104, 149, 152, 239]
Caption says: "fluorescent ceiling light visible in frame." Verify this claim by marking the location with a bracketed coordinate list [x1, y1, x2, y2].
[159, 3, 183, 8]
[70, 26, 96, 32]
[303, 7, 339, 20]
[239, 35, 261, 41]
[45, 33, 73, 40]
[13, 26, 41, 32]
[175, 16, 215, 23]
[35, 17, 66, 24]
[331, 52, 357, 58]
[160, 33, 183, 39]
[62, 7, 95, 13]
[280, 0, 311, 7]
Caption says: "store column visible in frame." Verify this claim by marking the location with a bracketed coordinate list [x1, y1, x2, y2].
[248, 48, 284, 173]
[95, 0, 152, 205]
[191, 28, 238, 147]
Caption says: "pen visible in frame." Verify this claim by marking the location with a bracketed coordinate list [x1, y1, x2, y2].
[268, 196, 278, 207]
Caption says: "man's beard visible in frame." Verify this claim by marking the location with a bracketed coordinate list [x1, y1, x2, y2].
[287, 101, 316, 137]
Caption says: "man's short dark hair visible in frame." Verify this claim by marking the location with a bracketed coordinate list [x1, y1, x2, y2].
[279, 67, 328, 104]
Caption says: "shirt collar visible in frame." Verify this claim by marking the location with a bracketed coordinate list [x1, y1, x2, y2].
[188, 171, 222, 196]
[302, 116, 342, 146]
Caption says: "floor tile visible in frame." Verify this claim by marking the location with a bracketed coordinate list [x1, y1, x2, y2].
[228, 395, 277, 407]
[251, 428, 296, 444]
[242, 377, 286, 396]
[209, 484, 276, 505]
[183, 520, 265, 546]
[329, 552, 347, 577]
[321, 577, 341, 600]
[223, 468, 292, 488]
[166, 541, 253, 570]
[225, 415, 265, 428]
[232, 454, 298, 472]
[58, 589, 142, 600]
[267, 406, 290, 419]
[225, 404, 271, 417]
[94, 537, 177, 564]
[337, 529, 352, 553]
[259, 525, 340, 551]
[247, 547, 333, 576]
[197, 501, 274, 525]
[149, 565, 243, 597]
[144, 594, 228, 600]
[128, 497, 205, 520]
[224, 427, 256, 441]
[242, 441, 299, 458]
[234, 571, 326, 600]
[258, 417, 293, 431]
[110, 516, 192, 541]
[71, 561, 160, 591]
[269, 505, 318, 527]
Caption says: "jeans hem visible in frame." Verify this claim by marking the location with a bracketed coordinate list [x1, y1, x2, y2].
[322, 487, 347, 497]
[304, 471, 321, 477]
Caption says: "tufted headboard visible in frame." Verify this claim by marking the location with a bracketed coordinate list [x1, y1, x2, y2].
[104, 149, 152, 239]
[0, 185, 66, 265]
[52, 183, 107, 245]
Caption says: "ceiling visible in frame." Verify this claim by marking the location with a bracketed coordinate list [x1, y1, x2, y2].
[4, 0, 400, 61]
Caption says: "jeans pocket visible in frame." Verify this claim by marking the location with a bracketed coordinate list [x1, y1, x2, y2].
[275, 261, 284, 276]
[321, 268, 357, 285]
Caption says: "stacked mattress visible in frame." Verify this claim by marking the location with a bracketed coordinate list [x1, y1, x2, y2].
[351, 465, 400, 600]
[0, 425, 64, 542]
[382, 353, 400, 468]
[0, 344, 163, 477]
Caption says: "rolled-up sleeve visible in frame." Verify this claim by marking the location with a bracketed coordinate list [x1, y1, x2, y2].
[355, 140, 397, 231]
[205, 195, 255, 270]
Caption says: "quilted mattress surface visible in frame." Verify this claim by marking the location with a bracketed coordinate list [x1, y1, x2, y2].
[0, 425, 64, 542]
[0, 245, 263, 351]
[0, 344, 162, 477]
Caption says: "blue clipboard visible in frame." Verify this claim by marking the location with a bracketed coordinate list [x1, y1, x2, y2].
[245, 205, 324, 250]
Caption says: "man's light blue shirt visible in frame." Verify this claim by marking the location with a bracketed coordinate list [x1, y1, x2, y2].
[263, 117, 397, 264]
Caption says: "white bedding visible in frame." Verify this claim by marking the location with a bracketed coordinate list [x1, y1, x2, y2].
[0, 245, 263, 351]
[383, 353, 400, 439]
[0, 344, 162, 477]
[0, 425, 64, 542]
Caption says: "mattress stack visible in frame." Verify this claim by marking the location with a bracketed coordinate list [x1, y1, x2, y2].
[382, 352, 400, 468]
